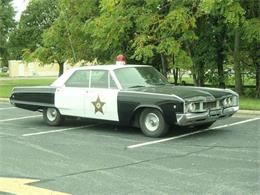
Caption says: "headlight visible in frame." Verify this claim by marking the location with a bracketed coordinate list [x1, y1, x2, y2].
[187, 102, 196, 112]
[223, 98, 228, 107]
[227, 97, 232, 106]
[223, 97, 234, 107]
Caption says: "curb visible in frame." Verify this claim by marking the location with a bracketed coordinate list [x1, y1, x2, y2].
[237, 110, 260, 115]
[0, 98, 9, 102]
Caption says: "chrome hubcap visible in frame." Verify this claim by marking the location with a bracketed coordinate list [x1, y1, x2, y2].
[144, 113, 160, 132]
[46, 108, 57, 121]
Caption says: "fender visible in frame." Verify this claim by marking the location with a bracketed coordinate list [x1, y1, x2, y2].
[117, 92, 182, 126]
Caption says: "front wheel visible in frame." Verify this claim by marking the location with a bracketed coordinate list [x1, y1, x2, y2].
[43, 107, 63, 126]
[139, 108, 169, 137]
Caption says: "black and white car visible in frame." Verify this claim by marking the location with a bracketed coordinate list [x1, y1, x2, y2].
[10, 64, 239, 137]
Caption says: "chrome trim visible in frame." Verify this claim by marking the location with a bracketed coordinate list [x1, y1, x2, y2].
[10, 99, 54, 107]
[176, 106, 239, 126]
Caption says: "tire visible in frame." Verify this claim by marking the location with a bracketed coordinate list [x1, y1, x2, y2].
[139, 108, 169, 137]
[43, 107, 63, 126]
[196, 121, 215, 129]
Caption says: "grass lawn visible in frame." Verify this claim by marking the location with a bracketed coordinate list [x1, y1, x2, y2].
[239, 97, 260, 110]
[0, 77, 56, 98]
[0, 73, 8, 77]
[0, 77, 259, 110]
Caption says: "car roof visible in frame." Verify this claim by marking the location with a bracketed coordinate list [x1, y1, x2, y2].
[51, 64, 152, 87]
[71, 64, 151, 71]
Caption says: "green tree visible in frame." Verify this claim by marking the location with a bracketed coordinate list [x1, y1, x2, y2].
[28, 0, 99, 76]
[86, 0, 139, 64]
[190, 15, 218, 87]
[8, 0, 58, 60]
[87, 0, 196, 79]
[16, 0, 259, 99]
[196, 0, 245, 91]
[240, 0, 260, 97]
[0, 0, 15, 67]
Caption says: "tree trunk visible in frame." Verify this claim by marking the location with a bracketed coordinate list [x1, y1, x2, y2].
[217, 50, 226, 88]
[217, 61, 225, 88]
[233, 29, 243, 95]
[173, 68, 179, 85]
[184, 42, 197, 86]
[256, 61, 260, 98]
[197, 64, 204, 87]
[216, 32, 226, 88]
[193, 73, 198, 86]
[160, 54, 167, 77]
[58, 62, 64, 76]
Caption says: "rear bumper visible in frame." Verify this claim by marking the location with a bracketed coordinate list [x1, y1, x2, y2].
[176, 106, 239, 126]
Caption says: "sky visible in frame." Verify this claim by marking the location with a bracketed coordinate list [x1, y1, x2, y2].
[12, 0, 29, 21]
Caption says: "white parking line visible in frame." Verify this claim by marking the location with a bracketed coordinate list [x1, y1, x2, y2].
[127, 118, 260, 149]
[0, 107, 16, 110]
[0, 115, 42, 122]
[22, 124, 98, 137]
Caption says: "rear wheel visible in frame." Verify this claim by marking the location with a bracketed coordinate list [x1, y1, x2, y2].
[43, 107, 63, 126]
[139, 108, 169, 137]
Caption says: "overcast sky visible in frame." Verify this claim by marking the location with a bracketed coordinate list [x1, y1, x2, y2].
[12, 0, 29, 21]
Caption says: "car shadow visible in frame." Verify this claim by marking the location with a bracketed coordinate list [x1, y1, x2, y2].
[29, 117, 227, 139]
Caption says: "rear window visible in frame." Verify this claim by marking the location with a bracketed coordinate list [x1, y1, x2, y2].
[65, 70, 90, 87]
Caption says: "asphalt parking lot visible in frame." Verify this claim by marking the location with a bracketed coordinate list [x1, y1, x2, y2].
[0, 101, 259, 195]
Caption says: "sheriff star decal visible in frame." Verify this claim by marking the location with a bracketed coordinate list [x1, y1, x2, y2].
[91, 96, 105, 114]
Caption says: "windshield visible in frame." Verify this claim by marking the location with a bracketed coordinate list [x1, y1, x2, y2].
[114, 66, 169, 89]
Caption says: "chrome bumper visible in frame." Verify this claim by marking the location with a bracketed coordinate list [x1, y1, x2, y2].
[176, 106, 239, 126]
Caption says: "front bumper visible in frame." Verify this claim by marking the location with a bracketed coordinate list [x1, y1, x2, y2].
[176, 106, 239, 126]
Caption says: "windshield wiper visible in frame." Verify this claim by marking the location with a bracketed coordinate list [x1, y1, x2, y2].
[128, 85, 146, 88]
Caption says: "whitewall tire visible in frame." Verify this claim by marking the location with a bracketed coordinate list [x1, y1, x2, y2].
[139, 108, 169, 137]
[43, 107, 63, 126]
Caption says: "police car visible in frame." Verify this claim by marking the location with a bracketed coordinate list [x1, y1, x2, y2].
[10, 56, 239, 137]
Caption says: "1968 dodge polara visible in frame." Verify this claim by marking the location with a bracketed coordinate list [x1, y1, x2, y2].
[10, 64, 239, 137]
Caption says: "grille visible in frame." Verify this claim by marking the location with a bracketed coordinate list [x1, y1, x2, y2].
[203, 101, 217, 110]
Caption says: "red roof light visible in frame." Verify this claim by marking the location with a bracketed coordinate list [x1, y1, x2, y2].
[116, 55, 126, 65]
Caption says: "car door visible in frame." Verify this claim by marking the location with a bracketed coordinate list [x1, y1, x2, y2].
[55, 70, 90, 117]
[85, 70, 119, 121]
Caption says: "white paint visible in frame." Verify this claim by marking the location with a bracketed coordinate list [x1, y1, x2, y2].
[55, 87, 119, 121]
[0, 107, 16, 110]
[127, 118, 260, 149]
[85, 88, 119, 121]
[0, 115, 42, 122]
[55, 70, 120, 121]
[13, 139, 68, 159]
[22, 124, 97, 137]
[55, 87, 86, 117]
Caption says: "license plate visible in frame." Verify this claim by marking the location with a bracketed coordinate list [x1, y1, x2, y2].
[209, 110, 221, 116]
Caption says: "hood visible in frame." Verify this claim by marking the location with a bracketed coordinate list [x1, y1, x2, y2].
[127, 85, 235, 100]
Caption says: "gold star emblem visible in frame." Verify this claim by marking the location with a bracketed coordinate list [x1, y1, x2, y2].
[91, 96, 105, 114]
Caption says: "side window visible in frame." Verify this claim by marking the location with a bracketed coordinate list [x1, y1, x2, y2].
[109, 74, 118, 89]
[90, 70, 108, 88]
[65, 70, 90, 87]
